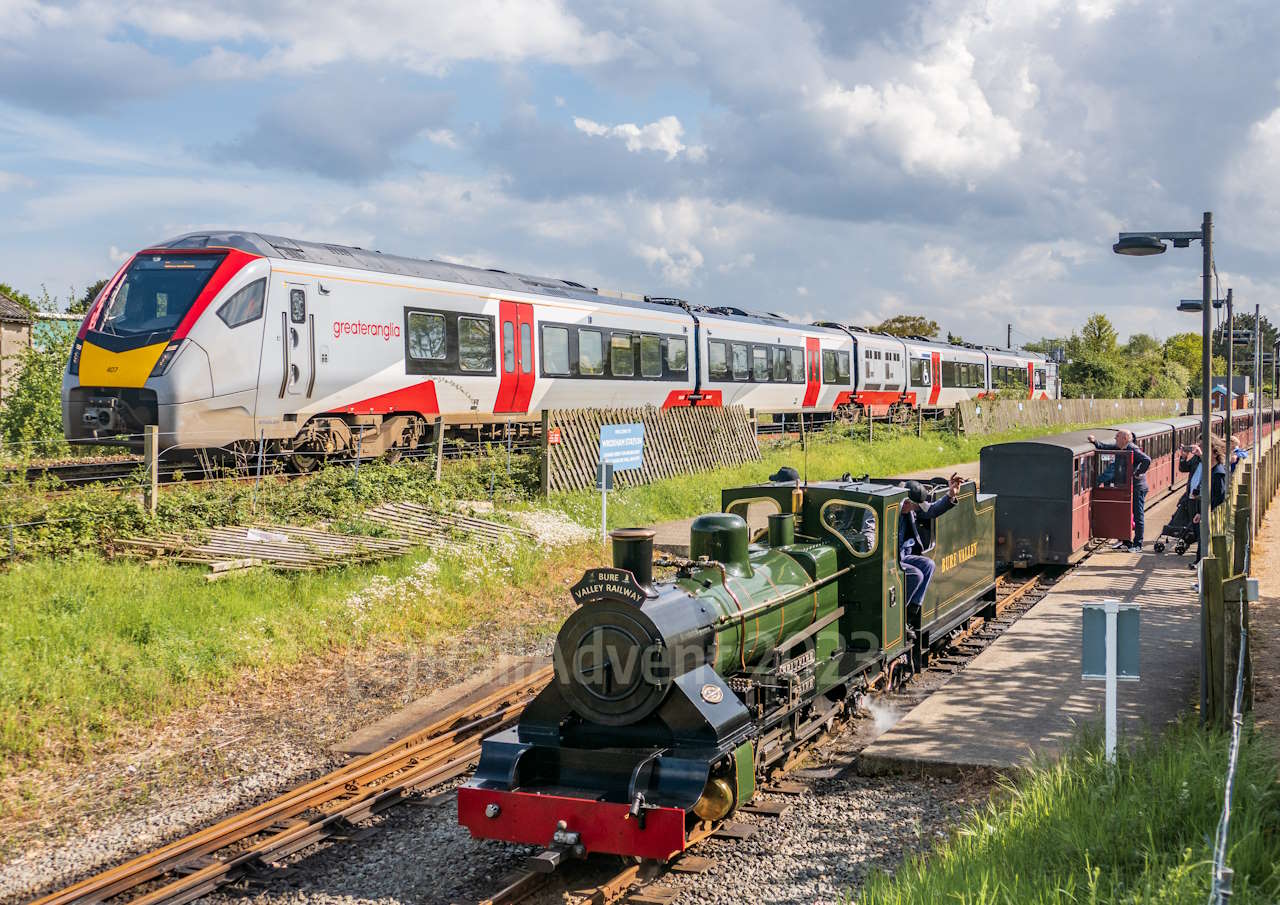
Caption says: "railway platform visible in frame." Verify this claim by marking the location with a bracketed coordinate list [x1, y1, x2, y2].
[859, 490, 1199, 774]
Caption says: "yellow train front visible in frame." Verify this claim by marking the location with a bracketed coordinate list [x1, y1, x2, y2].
[458, 473, 996, 863]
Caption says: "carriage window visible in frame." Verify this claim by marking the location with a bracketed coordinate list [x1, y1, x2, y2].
[641, 334, 662, 377]
[821, 501, 879, 557]
[910, 358, 925, 384]
[667, 336, 688, 374]
[1073, 460, 1080, 497]
[731, 343, 749, 380]
[772, 347, 789, 381]
[610, 333, 634, 377]
[837, 351, 850, 380]
[579, 328, 604, 375]
[520, 322, 532, 373]
[752, 347, 769, 381]
[217, 279, 266, 329]
[791, 348, 805, 382]
[458, 316, 494, 372]
[502, 321, 515, 372]
[1095, 452, 1129, 488]
[407, 311, 447, 360]
[709, 340, 728, 379]
[541, 325, 570, 375]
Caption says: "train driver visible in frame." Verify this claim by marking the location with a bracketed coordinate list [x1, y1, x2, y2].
[899, 475, 963, 629]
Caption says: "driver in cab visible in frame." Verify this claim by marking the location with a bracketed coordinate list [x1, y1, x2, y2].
[899, 474, 963, 628]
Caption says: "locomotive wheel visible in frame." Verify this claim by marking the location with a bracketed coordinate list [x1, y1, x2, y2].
[292, 451, 323, 473]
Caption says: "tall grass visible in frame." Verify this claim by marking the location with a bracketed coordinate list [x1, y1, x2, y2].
[855, 721, 1280, 904]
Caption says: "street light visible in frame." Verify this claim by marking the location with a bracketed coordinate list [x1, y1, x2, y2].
[1113, 211, 1213, 721]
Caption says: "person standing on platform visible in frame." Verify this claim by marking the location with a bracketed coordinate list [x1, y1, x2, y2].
[1190, 441, 1229, 566]
[1087, 428, 1151, 552]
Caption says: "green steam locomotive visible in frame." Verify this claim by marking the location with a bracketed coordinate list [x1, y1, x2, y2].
[459, 471, 996, 863]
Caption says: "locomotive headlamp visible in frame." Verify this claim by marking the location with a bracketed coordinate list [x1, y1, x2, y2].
[150, 340, 184, 377]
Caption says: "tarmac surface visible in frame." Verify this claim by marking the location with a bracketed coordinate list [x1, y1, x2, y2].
[859, 490, 1198, 773]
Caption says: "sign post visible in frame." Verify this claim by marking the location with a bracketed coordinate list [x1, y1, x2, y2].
[1082, 599, 1140, 762]
[597, 423, 645, 545]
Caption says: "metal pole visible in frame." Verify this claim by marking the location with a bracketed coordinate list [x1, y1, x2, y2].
[1104, 599, 1118, 764]
[1225, 288, 1233, 415]
[1200, 211, 1213, 721]
[1007, 323, 1013, 348]
[143, 424, 158, 516]
[1255, 303, 1262, 533]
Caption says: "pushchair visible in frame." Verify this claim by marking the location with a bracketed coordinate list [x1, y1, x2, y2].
[1152, 495, 1197, 555]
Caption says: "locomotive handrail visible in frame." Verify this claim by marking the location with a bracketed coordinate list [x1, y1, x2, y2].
[277, 312, 288, 398]
[306, 313, 316, 398]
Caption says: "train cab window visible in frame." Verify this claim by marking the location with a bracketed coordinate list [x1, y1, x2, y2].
[708, 340, 728, 379]
[407, 311, 447, 360]
[731, 343, 749, 380]
[216, 279, 266, 329]
[519, 323, 532, 373]
[610, 333, 634, 377]
[820, 501, 878, 557]
[641, 334, 662, 378]
[791, 348, 804, 383]
[502, 321, 516, 372]
[772, 348, 789, 382]
[579, 328, 604, 375]
[667, 336, 688, 374]
[541, 325, 570, 375]
[752, 347, 769, 382]
[458, 316, 495, 372]
[726, 497, 782, 543]
[290, 288, 306, 324]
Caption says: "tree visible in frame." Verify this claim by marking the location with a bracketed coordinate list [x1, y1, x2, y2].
[0, 283, 35, 313]
[0, 328, 74, 457]
[876, 315, 939, 339]
[72, 278, 107, 315]
[1124, 333, 1161, 357]
[946, 331, 966, 345]
[1163, 332, 1225, 396]
[1213, 312, 1277, 387]
[1075, 314, 1119, 358]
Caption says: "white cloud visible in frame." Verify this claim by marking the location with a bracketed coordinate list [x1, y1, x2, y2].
[424, 128, 461, 149]
[0, 170, 34, 191]
[573, 115, 705, 161]
[796, 286, 809, 296]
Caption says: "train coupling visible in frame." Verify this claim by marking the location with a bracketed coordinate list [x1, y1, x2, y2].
[526, 821, 585, 873]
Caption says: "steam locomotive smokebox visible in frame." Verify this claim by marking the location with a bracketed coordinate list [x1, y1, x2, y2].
[610, 528, 656, 592]
[689, 513, 751, 575]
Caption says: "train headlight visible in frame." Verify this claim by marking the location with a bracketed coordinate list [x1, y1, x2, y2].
[68, 338, 83, 376]
[150, 340, 184, 377]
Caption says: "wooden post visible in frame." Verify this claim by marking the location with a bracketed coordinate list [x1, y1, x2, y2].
[917, 403, 923, 437]
[433, 416, 445, 481]
[799, 412, 807, 451]
[143, 424, 158, 516]
[540, 409, 551, 499]
[1203, 552, 1226, 727]
[868, 411, 874, 443]
[1222, 576, 1251, 720]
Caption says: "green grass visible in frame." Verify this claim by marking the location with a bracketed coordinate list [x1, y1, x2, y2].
[0, 539, 591, 771]
[556, 418, 1133, 530]
[853, 721, 1280, 904]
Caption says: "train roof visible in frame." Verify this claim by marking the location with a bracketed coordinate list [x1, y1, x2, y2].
[981, 430, 1097, 456]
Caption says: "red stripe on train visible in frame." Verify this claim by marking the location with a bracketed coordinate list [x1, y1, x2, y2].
[334, 380, 440, 416]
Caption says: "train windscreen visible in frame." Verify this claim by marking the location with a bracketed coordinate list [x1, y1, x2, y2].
[94, 253, 225, 338]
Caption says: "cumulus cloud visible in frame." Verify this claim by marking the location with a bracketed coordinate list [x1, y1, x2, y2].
[573, 115, 706, 161]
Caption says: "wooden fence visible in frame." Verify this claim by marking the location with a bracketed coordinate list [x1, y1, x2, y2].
[957, 398, 1189, 435]
[542, 405, 760, 494]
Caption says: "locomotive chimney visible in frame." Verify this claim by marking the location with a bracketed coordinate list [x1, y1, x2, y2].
[689, 513, 752, 576]
[767, 512, 795, 547]
[610, 528, 656, 594]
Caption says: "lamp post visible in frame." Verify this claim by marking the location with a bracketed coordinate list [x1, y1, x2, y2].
[1114, 211, 1213, 719]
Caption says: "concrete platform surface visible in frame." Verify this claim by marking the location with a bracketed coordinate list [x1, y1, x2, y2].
[860, 491, 1198, 773]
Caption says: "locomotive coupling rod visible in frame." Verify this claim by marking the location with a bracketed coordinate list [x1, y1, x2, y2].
[711, 566, 853, 627]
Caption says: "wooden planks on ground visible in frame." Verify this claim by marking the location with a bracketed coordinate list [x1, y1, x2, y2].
[546, 405, 761, 493]
[117, 524, 414, 574]
[359, 500, 533, 548]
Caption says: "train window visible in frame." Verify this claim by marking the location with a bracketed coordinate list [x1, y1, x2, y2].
[772, 347, 788, 381]
[820, 501, 878, 557]
[791, 348, 804, 382]
[98, 253, 224, 337]
[216, 279, 266, 329]
[519, 322, 532, 374]
[822, 350, 838, 383]
[541, 326, 570, 375]
[610, 333, 635, 377]
[579, 329, 604, 375]
[290, 288, 306, 324]
[502, 321, 515, 372]
[1096, 452, 1129, 488]
[641, 334, 662, 377]
[910, 358, 927, 385]
[753, 347, 769, 381]
[837, 351, 850, 380]
[726, 497, 782, 543]
[1035, 368, 1046, 389]
[709, 340, 728, 379]
[732, 343, 749, 380]
[458, 316, 495, 372]
[667, 336, 688, 374]
[407, 311, 447, 360]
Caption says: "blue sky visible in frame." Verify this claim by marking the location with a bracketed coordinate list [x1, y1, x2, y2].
[3, 0, 1280, 346]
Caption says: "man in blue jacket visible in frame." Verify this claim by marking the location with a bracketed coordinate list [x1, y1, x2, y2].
[1088, 428, 1152, 552]
[899, 474, 963, 622]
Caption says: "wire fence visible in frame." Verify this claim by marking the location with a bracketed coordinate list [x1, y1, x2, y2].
[1208, 593, 1248, 905]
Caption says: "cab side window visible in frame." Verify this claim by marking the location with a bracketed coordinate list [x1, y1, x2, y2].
[216, 279, 266, 328]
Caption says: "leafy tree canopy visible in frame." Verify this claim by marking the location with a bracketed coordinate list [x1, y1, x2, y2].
[876, 314, 939, 338]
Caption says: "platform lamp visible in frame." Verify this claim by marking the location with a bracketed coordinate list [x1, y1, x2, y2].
[1114, 212, 1213, 720]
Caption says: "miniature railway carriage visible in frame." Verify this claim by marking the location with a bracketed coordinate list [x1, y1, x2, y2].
[458, 473, 995, 862]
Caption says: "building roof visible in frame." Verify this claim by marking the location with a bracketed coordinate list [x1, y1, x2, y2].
[0, 292, 32, 324]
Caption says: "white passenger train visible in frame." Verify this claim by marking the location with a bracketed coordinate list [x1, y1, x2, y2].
[63, 232, 1058, 464]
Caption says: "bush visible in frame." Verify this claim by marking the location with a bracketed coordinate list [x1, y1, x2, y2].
[0, 329, 73, 459]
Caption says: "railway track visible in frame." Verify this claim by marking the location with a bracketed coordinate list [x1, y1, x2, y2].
[28, 666, 552, 905]
[28, 570, 1053, 905]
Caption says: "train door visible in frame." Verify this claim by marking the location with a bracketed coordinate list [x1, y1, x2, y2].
[1071, 455, 1091, 549]
[257, 279, 315, 427]
[802, 337, 820, 407]
[494, 301, 535, 414]
[1090, 449, 1133, 542]
[928, 352, 941, 406]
